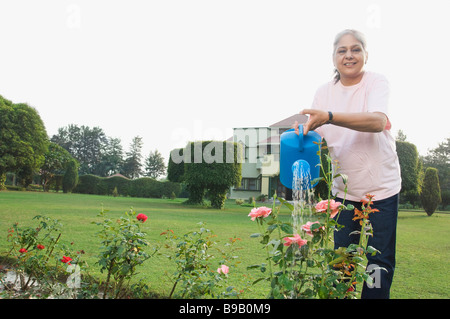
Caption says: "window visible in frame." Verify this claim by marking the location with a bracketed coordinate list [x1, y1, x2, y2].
[237, 177, 261, 191]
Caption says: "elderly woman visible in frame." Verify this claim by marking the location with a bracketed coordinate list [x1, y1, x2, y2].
[300, 29, 401, 299]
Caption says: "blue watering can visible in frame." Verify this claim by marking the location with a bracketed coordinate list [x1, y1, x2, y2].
[280, 125, 322, 189]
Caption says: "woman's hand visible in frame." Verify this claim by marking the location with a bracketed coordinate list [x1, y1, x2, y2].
[299, 109, 329, 135]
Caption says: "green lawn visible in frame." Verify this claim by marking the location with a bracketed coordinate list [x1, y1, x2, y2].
[0, 191, 448, 299]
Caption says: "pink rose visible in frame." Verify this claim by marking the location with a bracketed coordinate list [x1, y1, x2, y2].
[301, 221, 323, 237]
[315, 199, 341, 219]
[283, 234, 307, 248]
[217, 264, 229, 275]
[248, 206, 272, 221]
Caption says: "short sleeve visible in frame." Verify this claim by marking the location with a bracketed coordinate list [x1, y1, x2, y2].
[310, 85, 326, 136]
[367, 74, 391, 130]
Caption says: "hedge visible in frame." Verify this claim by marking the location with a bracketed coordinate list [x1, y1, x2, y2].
[73, 174, 181, 199]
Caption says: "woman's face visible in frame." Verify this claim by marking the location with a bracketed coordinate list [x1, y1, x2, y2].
[333, 34, 368, 85]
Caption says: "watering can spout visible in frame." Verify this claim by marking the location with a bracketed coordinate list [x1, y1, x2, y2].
[292, 159, 311, 190]
[292, 159, 310, 176]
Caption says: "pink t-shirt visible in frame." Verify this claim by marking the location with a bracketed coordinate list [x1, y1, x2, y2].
[312, 71, 401, 201]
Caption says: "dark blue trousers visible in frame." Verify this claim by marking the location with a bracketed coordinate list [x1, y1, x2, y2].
[334, 193, 399, 299]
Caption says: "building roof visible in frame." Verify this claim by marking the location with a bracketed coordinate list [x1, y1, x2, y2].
[269, 114, 308, 128]
[107, 173, 129, 179]
[229, 113, 309, 142]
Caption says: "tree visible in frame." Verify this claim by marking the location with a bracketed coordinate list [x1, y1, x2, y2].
[421, 167, 441, 216]
[423, 137, 449, 210]
[96, 137, 124, 177]
[144, 150, 166, 179]
[40, 142, 75, 191]
[395, 133, 422, 208]
[183, 141, 242, 209]
[62, 159, 79, 193]
[167, 148, 185, 183]
[395, 129, 407, 142]
[122, 136, 144, 179]
[396, 141, 421, 194]
[51, 124, 108, 175]
[0, 95, 49, 189]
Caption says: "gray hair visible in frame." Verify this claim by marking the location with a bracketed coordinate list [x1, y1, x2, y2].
[333, 29, 368, 84]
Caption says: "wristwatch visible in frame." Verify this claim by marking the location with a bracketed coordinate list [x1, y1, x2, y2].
[327, 111, 333, 124]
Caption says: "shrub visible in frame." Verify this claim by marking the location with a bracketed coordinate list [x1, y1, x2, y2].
[74, 174, 102, 194]
[103, 176, 131, 196]
[161, 223, 242, 298]
[62, 160, 79, 193]
[4, 215, 87, 298]
[396, 140, 420, 194]
[128, 178, 158, 198]
[421, 167, 441, 216]
[440, 189, 450, 211]
[167, 148, 185, 183]
[94, 209, 158, 299]
[73, 174, 181, 199]
[168, 142, 243, 208]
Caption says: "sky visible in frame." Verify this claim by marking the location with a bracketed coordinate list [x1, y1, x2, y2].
[1, 0, 449, 165]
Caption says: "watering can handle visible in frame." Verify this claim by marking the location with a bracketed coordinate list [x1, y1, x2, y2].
[298, 125, 304, 152]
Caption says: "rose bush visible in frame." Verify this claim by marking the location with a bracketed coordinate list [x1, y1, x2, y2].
[161, 223, 244, 299]
[247, 142, 381, 299]
[94, 208, 158, 299]
[3, 215, 86, 298]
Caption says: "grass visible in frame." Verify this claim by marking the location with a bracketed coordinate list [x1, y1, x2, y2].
[0, 190, 449, 299]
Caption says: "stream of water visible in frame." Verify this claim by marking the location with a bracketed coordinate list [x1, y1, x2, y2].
[291, 160, 314, 234]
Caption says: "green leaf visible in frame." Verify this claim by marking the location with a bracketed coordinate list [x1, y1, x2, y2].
[366, 245, 380, 256]
[261, 234, 270, 245]
[280, 223, 293, 234]
[345, 204, 355, 211]
[311, 177, 324, 186]
[279, 197, 294, 211]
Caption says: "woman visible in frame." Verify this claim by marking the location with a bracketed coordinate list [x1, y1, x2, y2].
[300, 29, 401, 299]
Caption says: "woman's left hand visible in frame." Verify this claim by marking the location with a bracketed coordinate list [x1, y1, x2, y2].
[299, 109, 329, 134]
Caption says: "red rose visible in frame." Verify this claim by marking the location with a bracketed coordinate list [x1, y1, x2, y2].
[61, 256, 72, 265]
[136, 213, 148, 222]
[37, 244, 45, 250]
[19, 248, 27, 253]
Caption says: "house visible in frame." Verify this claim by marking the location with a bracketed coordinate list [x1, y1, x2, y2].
[229, 113, 308, 200]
